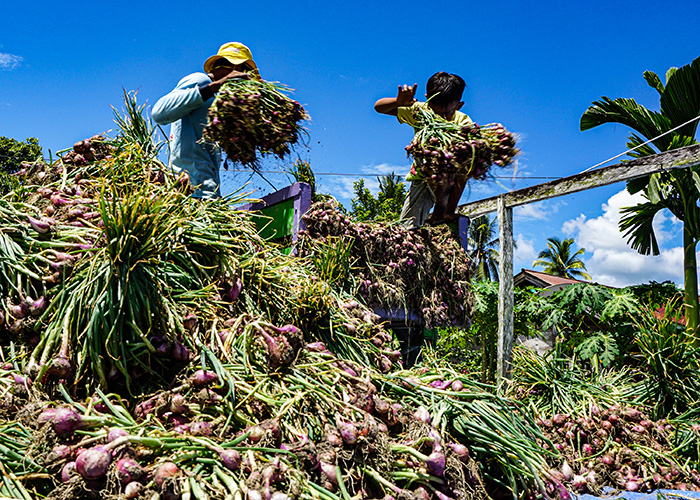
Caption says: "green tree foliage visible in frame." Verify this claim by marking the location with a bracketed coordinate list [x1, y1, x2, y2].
[350, 173, 406, 222]
[542, 283, 640, 367]
[627, 280, 683, 308]
[533, 237, 591, 280]
[633, 298, 700, 419]
[0, 171, 19, 195]
[467, 215, 500, 281]
[439, 277, 686, 389]
[440, 280, 550, 382]
[580, 56, 700, 342]
[286, 158, 342, 206]
[0, 136, 43, 174]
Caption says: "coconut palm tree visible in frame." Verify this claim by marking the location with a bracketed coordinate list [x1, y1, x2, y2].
[580, 56, 700, 341]
[533, 237, 591, 280]
[468, 215, 500, 281]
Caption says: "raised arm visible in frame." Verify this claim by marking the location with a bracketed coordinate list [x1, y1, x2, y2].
[374, 83, 418, 116]
[152, 73, 212, 126]
[153, 69, 252, 126]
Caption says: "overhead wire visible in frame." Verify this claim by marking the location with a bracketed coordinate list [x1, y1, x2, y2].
[4, 115, 700, 183]
[578, 114, 700, 174]
[216, 168, 562, 180]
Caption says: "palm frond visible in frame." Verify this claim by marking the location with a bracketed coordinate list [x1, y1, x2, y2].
[533, 237, 590, 280]
[666, 67, 678, 83]
[619, 202, 663, 255]
[468, 215, 499, 281]
[625, 133, 659, 159]
[643, 70, 665, 95]
[660, 56, 700, 139]
[580, 96, 673, 151]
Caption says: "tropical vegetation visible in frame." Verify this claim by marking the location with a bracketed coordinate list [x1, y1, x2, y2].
[0, 136, 43, 174]
[350, 172, 406, 222]
[467, 214, 500, 281]
[580, 55, 700, 342]
[533, 236, 591, 280]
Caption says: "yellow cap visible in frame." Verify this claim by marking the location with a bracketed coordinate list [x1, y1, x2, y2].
[203, 42, 260, 78]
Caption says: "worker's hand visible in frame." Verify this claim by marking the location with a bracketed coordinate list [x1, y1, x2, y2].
[208, 69, 252, 92]
[221, 68, 252, 82]
[396, 84, 417, 107]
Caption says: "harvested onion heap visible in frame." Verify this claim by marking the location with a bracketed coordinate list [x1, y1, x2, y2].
[62, 134, 114, 167]
[299, 201, 473, 328]
[405, 105, 518, 190]
[537, 405, 700, 495]
[203, 78, 307, 168]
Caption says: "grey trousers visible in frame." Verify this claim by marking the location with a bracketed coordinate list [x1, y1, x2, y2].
[400, 179, 435, 228]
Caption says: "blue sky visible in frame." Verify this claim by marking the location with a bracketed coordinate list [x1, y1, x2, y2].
[2, 0, 699, 287]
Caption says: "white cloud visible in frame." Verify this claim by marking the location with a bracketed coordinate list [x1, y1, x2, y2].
[514, 233, 537, 267]
[513, 200, 562, 221]
[361, 163, 405, 176]
[0, 53, 23, 70]
[321, 175, 362, 202]
[318, 163, 407, 205]
[561, 189, 685, 287]
[515, 203, 551, 221]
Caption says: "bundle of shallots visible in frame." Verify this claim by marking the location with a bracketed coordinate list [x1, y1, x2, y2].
[203, 78, 307, 168]
[404, 105, 518, 190]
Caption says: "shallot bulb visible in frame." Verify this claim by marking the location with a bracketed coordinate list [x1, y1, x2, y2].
[27, 216, 51, 234]
[219, 449, 241, 471]
[115, 457, 145, 484]
[124, 481, 144, 499]
[49, 407, 82, 437]
[169, 394, 188, 414]
[108, 428, 129, 442]
[47, 444, 72, 463]
[183, 314, 198, 332]
[154, 462, 179, 488]
[306, 342, 328, 352]
[76, 445, 112, 480]
[561, 461, 573, 481]
[319, 462, 338, 485]
[414, 406, 431, 424]
[190, 369, 219, 387]
[448, 442, 469, 461]
[426, 451, 446, 477]
[189, 421, 213, 436]
[337, 420, 358, 445]
[47, 355, 71, 379]
[61, 461, 77, 482]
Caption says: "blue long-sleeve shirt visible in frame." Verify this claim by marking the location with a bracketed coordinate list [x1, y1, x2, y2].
[152, 72, 221, 198]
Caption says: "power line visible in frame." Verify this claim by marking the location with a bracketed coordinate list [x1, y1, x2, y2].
[5, 116, 700, 182]
[218, 168, 562, 180]
[579, 114, 700, 174]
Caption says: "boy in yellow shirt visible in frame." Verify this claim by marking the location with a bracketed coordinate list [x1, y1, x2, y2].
[374, 72, 472, 227]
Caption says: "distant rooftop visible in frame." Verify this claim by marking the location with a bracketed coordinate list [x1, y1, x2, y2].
[514, 268, 592, 289]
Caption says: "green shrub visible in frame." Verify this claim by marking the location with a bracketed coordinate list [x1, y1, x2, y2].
[0, 171, 18, 195]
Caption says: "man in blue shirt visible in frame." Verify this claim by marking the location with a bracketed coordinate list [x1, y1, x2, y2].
[153, 42, 259, 198]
